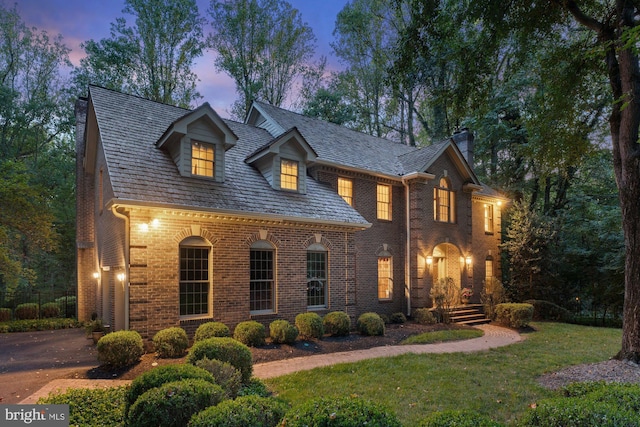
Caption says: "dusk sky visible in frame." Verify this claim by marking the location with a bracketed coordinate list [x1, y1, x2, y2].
[10, 0, 350, 117]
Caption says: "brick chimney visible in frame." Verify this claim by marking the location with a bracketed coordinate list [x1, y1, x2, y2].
[452, 128, 474, 170]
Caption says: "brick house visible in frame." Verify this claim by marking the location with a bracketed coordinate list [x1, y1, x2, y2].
[76, 85, 507, 339]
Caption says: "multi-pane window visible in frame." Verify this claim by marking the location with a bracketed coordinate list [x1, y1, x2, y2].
[485, 258, 494, 290]
[307, 251, 327, 307]
[179, 244, 210, 317]
[191, 142, 214, 177]
[338, 177, 353, 206]
[250, 248, 274, 313]
[280, 159, 299, 190]
[377, 184, 391, 220]
[434, 178, 455, 223]
[484, 204, 494, 233]
[377, 257, 393, 300]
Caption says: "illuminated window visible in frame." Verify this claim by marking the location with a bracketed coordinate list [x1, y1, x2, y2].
[484, 204, 494, 233]
[307, 250, 327, 307]
[280, 159, 298, 190]
[378, 257, 393, 300]
[377, 184, 391, 220]
[250, 243, 275, 313]
[191, 142, 214, 177]
[338, 177, 353, 206]
[485, 257, 494, 290]
[179, 238, 210, 317]
[434, 178, 455, 223]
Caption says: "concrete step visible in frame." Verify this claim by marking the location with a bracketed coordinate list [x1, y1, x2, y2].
[448, 304, 490, 326]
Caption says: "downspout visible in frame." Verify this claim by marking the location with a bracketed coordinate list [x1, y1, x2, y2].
[111, 205, 130, 330]
[401, 177, 411, 317]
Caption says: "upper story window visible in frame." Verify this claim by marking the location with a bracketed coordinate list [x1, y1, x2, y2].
[434, 177, 455, 223]
[377, 184, 391, 220]
[191, 141, 215, 177]
[338, 177, 353, 206]
[280, 159, 299, 191]
[484, 204, 494, 233]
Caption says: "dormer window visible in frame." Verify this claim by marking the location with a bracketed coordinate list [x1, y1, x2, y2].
[191, 142, 215, 177]
[280, 159, 299, 191]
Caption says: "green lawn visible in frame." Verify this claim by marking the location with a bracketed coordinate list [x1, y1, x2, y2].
[265, 322, 622, 426]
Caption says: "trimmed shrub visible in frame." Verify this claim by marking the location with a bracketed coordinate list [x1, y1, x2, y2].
[562, 381, 640, 411]
[495, 303, 534, 328]
[187, 337, 253, 383]
[39, 386, 126, 427]
[40, 302, 61, 318]
[96, 330, 144, 368]
[194, 321, 230, 341]
[419, 410, 504, 426]
[414, 308, 437, 325]
[524, 300, 574, 322]
[125, 364, 215, 416]
[517, 396, 639, 426]
[379, 313, 390, 324]
[153, 327, 189, 358]
[127, 379, 225, 427]
[390, 312, 407, 324]
[14, 303, 39, 320]
[233, 320, 266, 347]
[194, 357, 242, 399]
[238, 378, 271, 397]
[357, 312, 385, 336]
[295, 312, 324, 340]
[282, 396, 402, 427]
[323, 311, 351, 337]
[188, 395, 289, 427]
[0, 307, 11, 322]
[269, 319, 298, 344]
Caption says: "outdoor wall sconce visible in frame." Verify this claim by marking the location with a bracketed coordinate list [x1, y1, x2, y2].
[426, 256, 433, 267]
[117, 272, 126, 282]
[92, 272, 100, 279]
[465, 256, 473, 267]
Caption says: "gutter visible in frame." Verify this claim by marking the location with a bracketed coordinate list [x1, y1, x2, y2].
[111, 205, 130, 330]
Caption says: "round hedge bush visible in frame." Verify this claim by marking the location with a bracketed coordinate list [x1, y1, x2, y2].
[187, 337, 253, 383]
[188, 395, 289, 427]
[194, 357, 242, 399]
[41, 302, 61, 318]
[357, 312, 385, 336]
[124, 364, 215, 417]
[15, 303, 39, 320]
[295, 312, 324, 340]
[414, 308, 437, 325]
[194, 321, 230, 341]
[418, 410, 504, 426]
[233, 320, 266, 347]
[323, 311, 351, 336]
[390, 312, 407, 324]
[96, 330, 144, 368]
[269, 319, 298, 344]
[127, 379, 225, 427]
[282, 396, 402, 427]
[153, 327, 189, 358]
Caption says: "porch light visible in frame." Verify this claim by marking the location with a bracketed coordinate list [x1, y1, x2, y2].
[465, 256, 472, 266]
[92, 272, 100, 279]
[117, 272, 126, 282]
[426, 256, 433, 266]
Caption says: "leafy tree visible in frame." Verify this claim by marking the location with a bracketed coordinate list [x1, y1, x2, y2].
[72, 0, 205, 108]
[208, 0, 316, 119]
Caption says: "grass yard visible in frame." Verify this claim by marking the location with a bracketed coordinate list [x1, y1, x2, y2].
[265, 322, 622, 426]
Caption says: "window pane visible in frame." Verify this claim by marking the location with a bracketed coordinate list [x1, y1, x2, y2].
[191, 142, 214, 177]
[378, 257, 392, 300]
[484, 204, 494, 233]
[307, 251, 327, 307]
[338, 177, 353, 206]
[250, 249, 274, 312]
[281, 159, 298, 190]
[179, 246, 210, 316]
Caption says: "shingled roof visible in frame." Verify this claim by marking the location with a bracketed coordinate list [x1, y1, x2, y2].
[87, 86, 370, 228]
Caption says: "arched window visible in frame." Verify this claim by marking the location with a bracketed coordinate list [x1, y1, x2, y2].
[179, 237, 211, 318]
[250, 241, 275, 313]
[378, 256, 393, 300]
[307, 243, 327, 308]
[434, 177, 456, 223]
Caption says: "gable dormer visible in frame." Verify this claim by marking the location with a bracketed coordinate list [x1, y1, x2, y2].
[245, 102, 286, 137]
[156, 103, 237, 182]
[245, 127, 317, 194]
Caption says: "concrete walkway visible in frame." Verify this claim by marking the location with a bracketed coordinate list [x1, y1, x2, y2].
[20, 324, 521, 403]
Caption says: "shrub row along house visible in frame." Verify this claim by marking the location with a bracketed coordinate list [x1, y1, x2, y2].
[75, 85, 507, 339]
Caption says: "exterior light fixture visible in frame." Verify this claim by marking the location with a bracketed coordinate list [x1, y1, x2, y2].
[426, 256, 433, 266]
[117, 272, 126, 282]
[92, 272, 100, 279]
[465, 256, 472, 266]
[151, 219, 160, 228]
[139, 223, 149, 232]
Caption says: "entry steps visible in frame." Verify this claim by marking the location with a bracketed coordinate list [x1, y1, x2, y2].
[449, 304, 490, 326]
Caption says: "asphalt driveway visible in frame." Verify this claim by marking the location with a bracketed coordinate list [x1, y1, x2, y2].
[0, 328, 99, 404]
